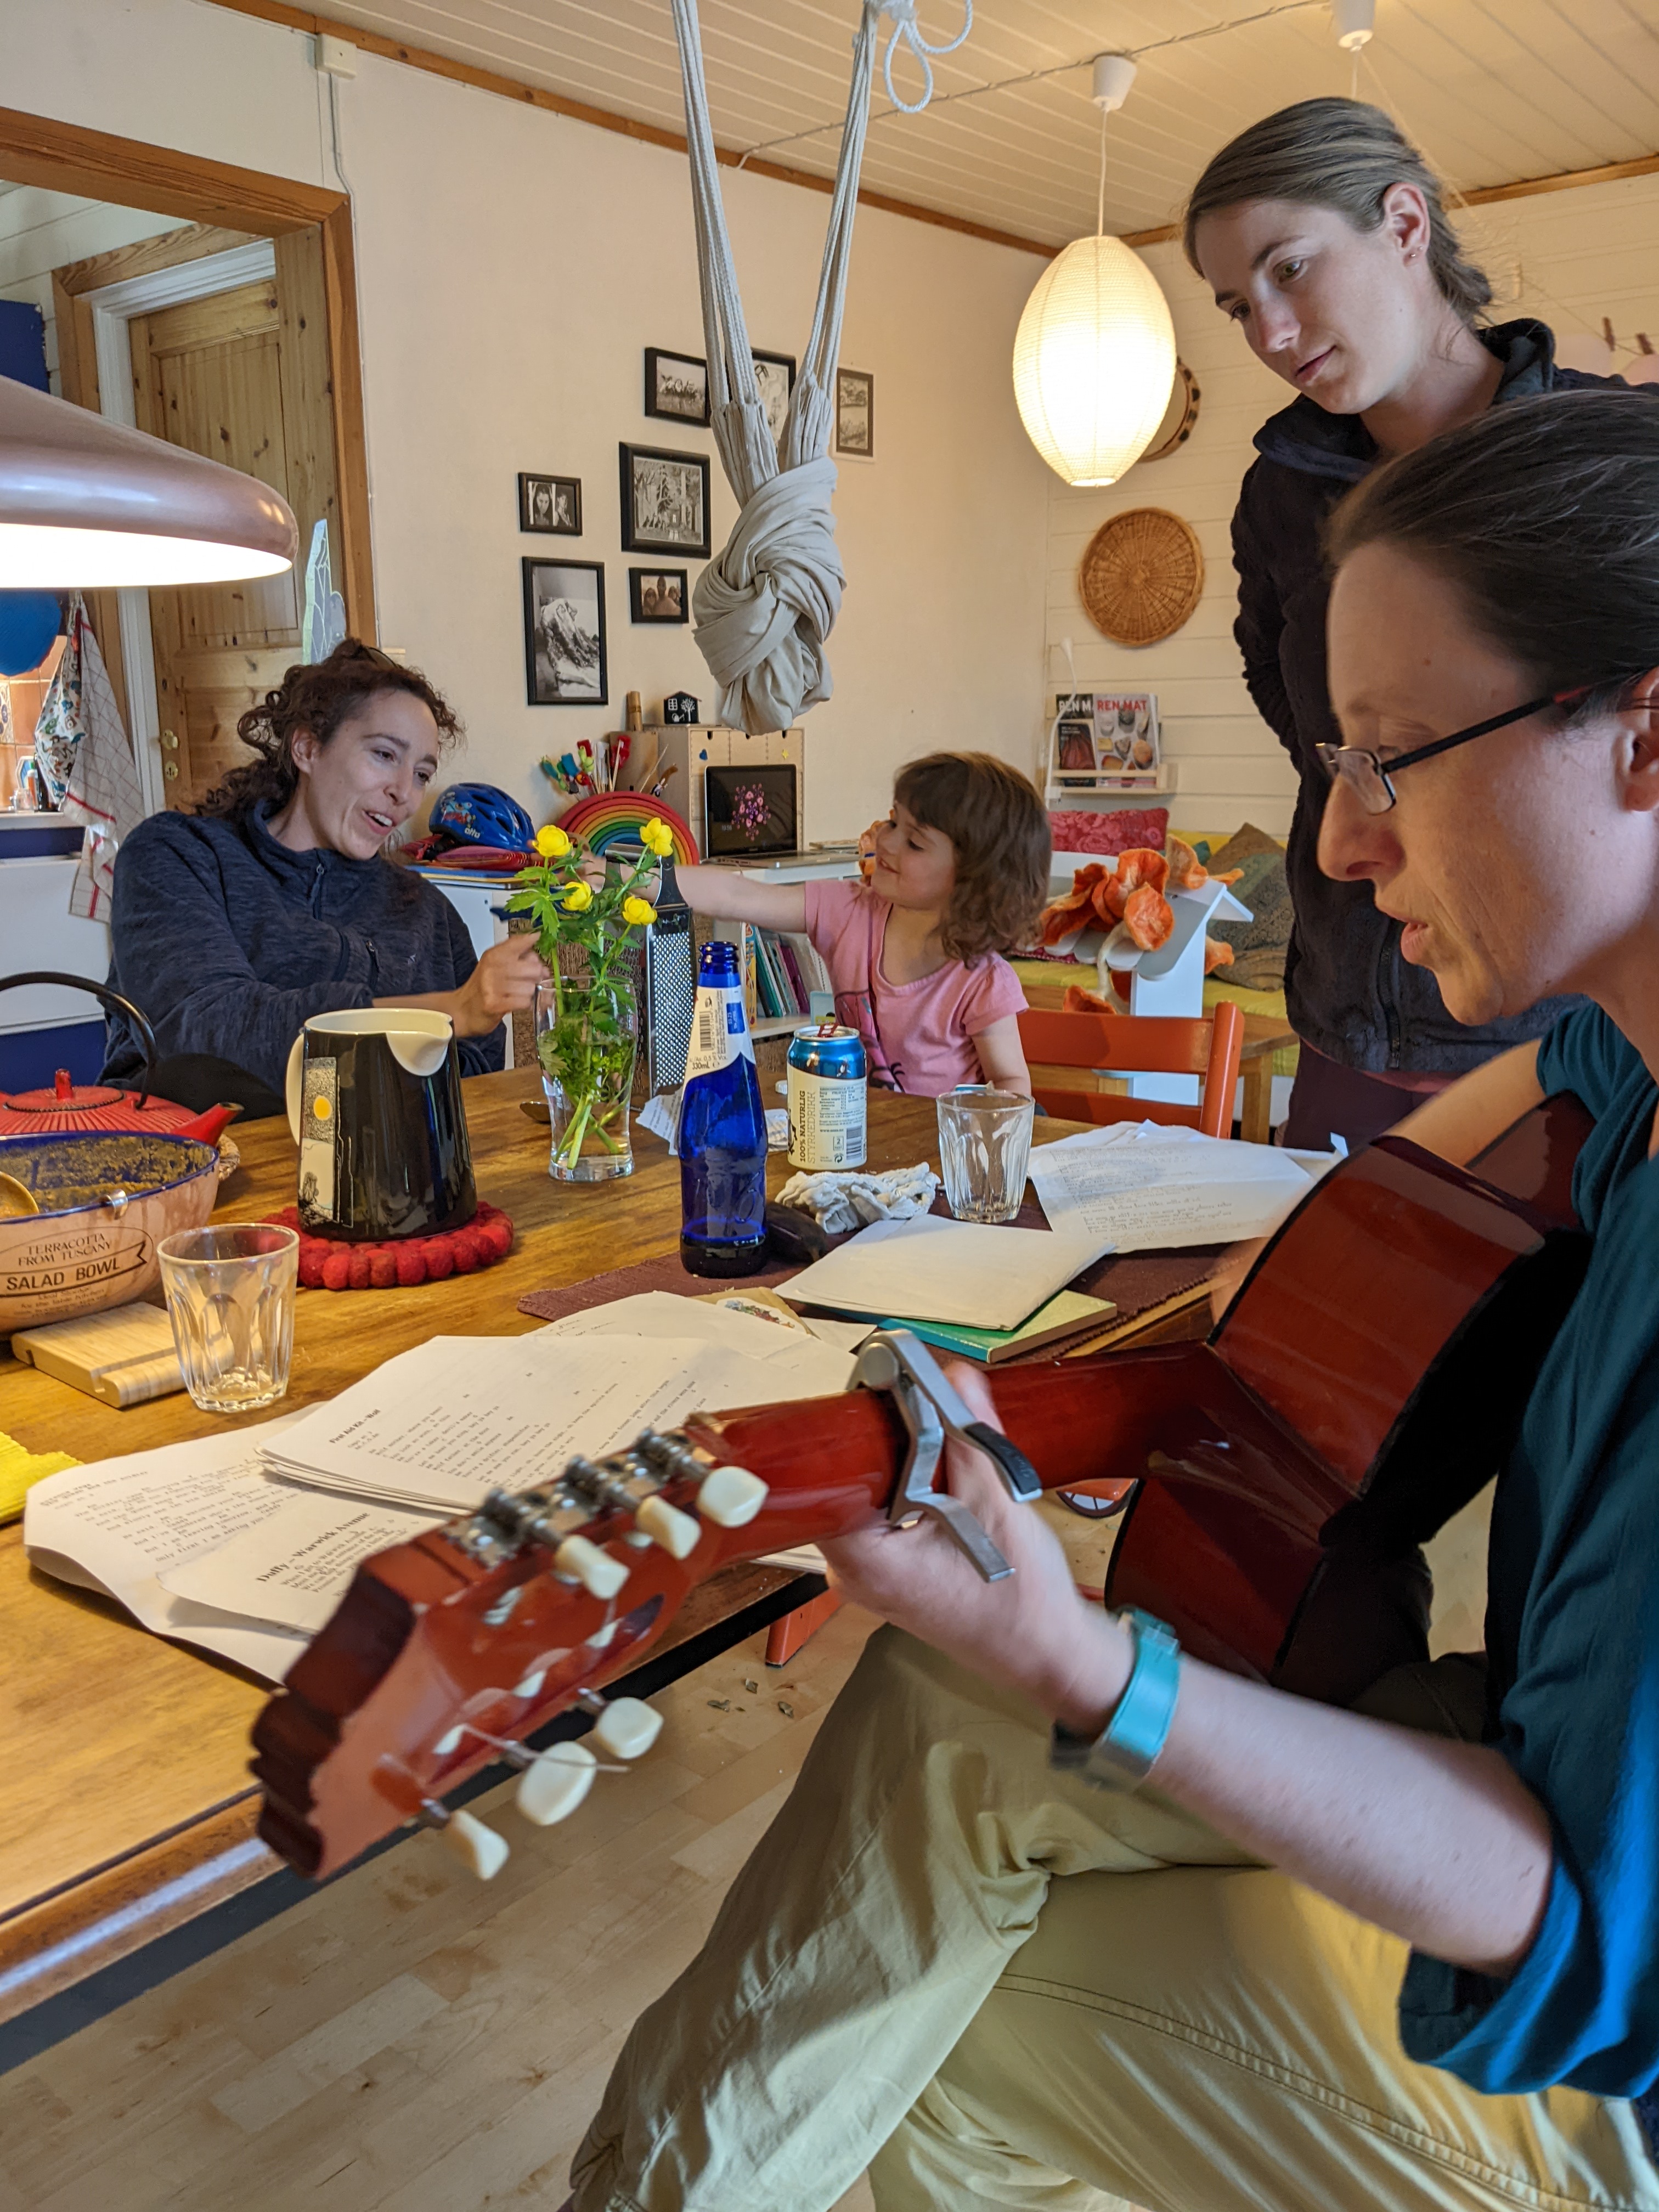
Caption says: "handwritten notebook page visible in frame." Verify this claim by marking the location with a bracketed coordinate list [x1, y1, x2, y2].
[1028, 1122, 1317, 1254]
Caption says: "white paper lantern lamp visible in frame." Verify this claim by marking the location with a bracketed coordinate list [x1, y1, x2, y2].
[1011, 55, 1177, 489]
[1013, 238, 1176, 488]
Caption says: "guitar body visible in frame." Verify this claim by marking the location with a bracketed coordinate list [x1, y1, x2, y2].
[253, 1100, 1592, 1881]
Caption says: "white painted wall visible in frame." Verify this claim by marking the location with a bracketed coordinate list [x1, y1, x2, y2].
[0, 187, 188, 386]
[1047, 176, 1659, 842]
[5, 0, 1052, 845]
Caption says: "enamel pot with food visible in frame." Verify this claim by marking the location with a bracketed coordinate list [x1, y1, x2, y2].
[285, 1009, 476, 1242]
[0, 1130, 219, 1333]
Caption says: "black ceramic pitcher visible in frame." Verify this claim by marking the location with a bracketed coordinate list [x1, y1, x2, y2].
[284, 1010, 475, 1240]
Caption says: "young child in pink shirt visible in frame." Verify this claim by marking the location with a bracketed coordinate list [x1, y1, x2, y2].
[673, 753, 1051, 1097]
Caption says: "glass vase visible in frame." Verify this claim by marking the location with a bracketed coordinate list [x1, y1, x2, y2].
[535, 974, 637, 1182]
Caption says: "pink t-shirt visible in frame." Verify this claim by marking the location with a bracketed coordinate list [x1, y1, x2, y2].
[803, 879, 1026, 1097]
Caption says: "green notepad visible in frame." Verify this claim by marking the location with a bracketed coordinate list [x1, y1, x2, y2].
[878, 1289, 1116, 1366]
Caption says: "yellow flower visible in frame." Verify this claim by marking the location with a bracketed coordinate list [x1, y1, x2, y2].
[561, 879, 595, 912]
[535, 823, 572, 860]
[639, 819, 674, 857]
[622, 895, 657, 927]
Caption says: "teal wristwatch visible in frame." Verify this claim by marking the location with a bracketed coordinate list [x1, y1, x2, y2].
[1048, 1607, 1182, 1791]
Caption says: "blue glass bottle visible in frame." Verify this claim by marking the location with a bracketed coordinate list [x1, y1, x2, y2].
[679, 939, 768, 1277]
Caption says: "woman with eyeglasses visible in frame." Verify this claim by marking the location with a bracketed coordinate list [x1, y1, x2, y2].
[561, 392, 1659, 2212]
[1184, 97, 1648, 1150]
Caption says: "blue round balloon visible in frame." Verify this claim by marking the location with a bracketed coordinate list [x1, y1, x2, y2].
[0, 592, 61, 678]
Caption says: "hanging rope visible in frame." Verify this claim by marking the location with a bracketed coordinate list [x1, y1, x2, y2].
[668, 0, 967, 733]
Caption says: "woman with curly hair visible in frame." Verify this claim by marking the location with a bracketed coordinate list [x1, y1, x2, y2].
[103, 640, 547, 1114]
[674, 752, 1050, 1096]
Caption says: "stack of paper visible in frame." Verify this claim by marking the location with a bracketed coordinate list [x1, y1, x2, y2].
[1028, 1121, 1328, 1254]
[25, 1305, 857, 1679]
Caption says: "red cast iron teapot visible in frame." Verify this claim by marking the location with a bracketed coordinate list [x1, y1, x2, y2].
[0, 972, 241, 1144]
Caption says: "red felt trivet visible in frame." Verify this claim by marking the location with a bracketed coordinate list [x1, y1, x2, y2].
[262, 1202, 515, 1291]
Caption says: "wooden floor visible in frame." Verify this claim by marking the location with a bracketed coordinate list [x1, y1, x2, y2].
[0, 1599, 879, 2212]
[0, 1499, 1128, 2212]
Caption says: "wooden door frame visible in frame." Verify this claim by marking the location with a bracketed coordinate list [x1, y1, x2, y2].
[0, 103, 374, 640]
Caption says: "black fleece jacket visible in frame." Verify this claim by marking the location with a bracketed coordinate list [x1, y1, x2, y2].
[1233, 318, 1641, 1074]
[102, 805, 505, 1096]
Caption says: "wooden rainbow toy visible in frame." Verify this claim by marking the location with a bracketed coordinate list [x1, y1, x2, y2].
[556, 791, 699, 865]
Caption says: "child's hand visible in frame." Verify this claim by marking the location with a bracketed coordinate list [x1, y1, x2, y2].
[857, 821, 884, 882]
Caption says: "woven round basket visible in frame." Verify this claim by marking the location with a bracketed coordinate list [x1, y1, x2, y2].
[1079, 507, 1204, 647]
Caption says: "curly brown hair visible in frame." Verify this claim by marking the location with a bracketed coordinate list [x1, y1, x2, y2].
[195, 639, 463, 821]
[891, 752, 1050, 963]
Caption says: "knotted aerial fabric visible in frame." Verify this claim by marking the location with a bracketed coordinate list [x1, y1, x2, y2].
[668, 0, 968, 733]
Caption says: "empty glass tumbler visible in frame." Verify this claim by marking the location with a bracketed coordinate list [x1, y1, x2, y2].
[935, 1086, 1036, 1224]
[157, 1223, 299, 1413]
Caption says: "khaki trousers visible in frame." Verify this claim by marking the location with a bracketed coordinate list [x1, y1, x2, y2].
[572, 1628, 1659, 2212]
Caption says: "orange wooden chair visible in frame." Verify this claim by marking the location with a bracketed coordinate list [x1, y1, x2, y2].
[1018, 998, 1246, 1138]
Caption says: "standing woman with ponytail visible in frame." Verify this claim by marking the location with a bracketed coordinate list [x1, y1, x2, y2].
[1184, 97, 1645, 1150]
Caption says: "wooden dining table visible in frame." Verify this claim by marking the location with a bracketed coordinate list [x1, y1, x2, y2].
[0, 1072, 1209, 2038]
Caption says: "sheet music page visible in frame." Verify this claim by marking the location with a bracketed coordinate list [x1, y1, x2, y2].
[159, 1491, 445, 1635]
[23, 1419, 313, 1681]
[1028, 1123, 1317, 1253]
[541, 1292, 856, 1389]
[258, 1330, 857, 1511]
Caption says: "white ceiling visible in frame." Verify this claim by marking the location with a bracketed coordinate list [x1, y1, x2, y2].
[307, 0, 1659, 247]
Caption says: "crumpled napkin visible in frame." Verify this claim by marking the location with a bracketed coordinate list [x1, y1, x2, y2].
[776, 1161, 940, 1238]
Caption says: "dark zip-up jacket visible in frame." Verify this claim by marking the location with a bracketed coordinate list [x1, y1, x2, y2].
[103, 805, 505, 1096]
[1233, 318, 1638, 1074]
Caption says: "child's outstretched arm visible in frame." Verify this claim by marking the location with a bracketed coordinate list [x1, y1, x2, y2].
[972, 1014, 1032, 1097]
[671, 865, 808, 935]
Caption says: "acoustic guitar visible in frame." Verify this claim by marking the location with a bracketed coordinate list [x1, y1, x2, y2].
[253, 1101, 1590, 1884]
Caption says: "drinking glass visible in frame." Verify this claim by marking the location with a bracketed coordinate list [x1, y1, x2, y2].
[935, 1086, 1036, 1224]
[158, 1223, 299, 1413]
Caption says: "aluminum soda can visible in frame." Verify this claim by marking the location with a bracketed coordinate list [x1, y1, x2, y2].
[787, 1022, 867, 1169]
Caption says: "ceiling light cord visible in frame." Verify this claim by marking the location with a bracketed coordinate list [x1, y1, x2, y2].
[1097, 106, 1108, 238]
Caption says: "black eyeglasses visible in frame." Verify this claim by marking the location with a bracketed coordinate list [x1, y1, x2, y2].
[1316, 685, 1598, 816]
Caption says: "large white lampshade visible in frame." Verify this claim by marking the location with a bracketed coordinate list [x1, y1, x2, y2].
[0, 375, 297, 588]
[1012, 235, 1177, 488]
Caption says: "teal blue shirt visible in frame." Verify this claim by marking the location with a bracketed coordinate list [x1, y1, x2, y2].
[1400, 1005, 1659, 2097]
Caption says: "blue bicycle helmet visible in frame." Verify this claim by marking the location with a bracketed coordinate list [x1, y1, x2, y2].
[428, 782, 534, 851]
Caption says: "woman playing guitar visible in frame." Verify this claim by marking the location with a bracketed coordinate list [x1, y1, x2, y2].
[561, 395, 1659, 2212]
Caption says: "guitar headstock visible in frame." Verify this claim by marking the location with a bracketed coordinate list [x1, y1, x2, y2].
[252, 1387, 907, 1880]
[251, 1346, 1148, 1884]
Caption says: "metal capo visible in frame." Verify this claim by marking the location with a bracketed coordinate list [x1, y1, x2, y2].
[854, 1330, 1042, 1582]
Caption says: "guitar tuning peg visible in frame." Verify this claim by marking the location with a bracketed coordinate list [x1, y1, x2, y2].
[437, 1807, 510, 1880]
[554, 1533, 630, 1600]
[583, 1694, 663, 1761]
[634, 1493, 701, 1559]
[696, 1464, 768, 1528]
[516, 1742, 599, 1826]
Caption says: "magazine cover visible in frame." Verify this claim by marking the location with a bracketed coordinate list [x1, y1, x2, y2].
[1049, 692, 1159, 782]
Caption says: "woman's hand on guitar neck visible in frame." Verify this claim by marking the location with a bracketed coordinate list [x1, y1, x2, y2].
[821, 1364, 1136, 1731]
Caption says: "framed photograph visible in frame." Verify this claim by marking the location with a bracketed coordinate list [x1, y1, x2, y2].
[834, 367, 874, 460]
[629, 567, 689, 624]
[522, 558, 607, 707]
[751, 349, 797, 447]
[619, 443, 711, 558]
[644, 348, 709, 426]
[518, 473, 581, 535]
